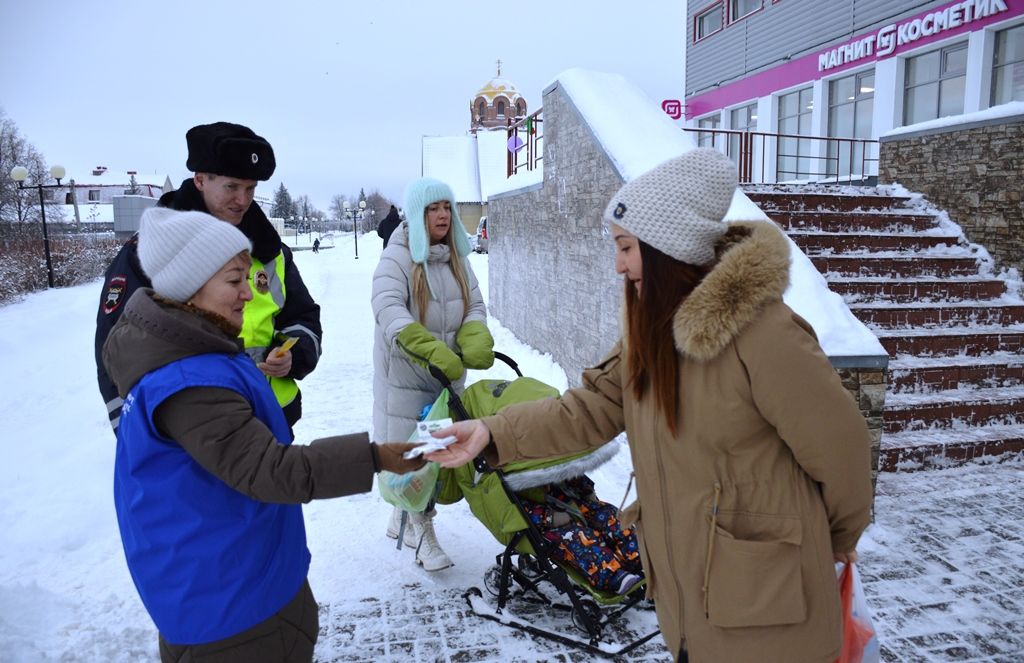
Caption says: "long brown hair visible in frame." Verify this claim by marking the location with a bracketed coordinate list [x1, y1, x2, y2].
[411, 212, 471, 324]
[624, 241, 710, 435]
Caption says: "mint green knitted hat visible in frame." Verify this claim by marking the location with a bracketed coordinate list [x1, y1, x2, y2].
[404, 177, 471, 264]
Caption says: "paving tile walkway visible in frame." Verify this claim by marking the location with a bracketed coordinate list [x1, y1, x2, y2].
[314, 454, 1024, 662]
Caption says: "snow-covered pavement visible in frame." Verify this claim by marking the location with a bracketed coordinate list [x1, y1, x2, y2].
[1, 233, 1021, 662]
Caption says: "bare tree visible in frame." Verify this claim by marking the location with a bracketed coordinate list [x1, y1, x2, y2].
[0, 110, 56, 224]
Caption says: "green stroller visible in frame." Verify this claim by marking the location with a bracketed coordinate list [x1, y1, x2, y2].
[424, 352, 661, 657]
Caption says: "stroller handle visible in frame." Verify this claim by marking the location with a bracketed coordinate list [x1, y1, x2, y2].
[427, 351, 523, 389]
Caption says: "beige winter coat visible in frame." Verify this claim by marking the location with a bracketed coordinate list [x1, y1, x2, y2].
[371, 223, 487, 441]
[483, 221, 873, 662]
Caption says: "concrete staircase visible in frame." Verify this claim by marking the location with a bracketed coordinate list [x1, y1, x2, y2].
[745, 184, 1024, 471]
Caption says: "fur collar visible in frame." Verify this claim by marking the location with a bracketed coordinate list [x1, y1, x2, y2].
[673, 221, 790, 361]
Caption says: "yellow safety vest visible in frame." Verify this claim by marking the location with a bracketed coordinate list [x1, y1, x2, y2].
[241, 254, 299, 408]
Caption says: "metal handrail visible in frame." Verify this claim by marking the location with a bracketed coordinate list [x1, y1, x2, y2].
[506, 109, 544, 177]
[683, 127, 879, 185]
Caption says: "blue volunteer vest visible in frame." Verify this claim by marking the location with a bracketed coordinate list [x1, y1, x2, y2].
[114, 352, 310, 645]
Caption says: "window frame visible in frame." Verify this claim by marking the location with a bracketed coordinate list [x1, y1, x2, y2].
[728, 0, 763, 24]
[991, 24, 1024, 105]
[903, 41, 968, 125]
[694, 1, 724, 43]
[87, 189, 101, 202]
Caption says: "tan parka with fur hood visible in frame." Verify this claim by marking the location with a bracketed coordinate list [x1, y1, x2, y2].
[481, 221, 873, 662]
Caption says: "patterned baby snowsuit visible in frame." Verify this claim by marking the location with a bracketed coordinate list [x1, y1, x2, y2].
[519, 476, 641, 593]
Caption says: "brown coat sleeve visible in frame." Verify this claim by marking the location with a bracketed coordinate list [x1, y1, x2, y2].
[483, 342, 627, 466]
[737, 303, 873, 553]
[154, 387, 375, 504]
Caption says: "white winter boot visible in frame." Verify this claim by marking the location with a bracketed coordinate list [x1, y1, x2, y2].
[410, 510, 453, 571]
[386, 506, 417, 549]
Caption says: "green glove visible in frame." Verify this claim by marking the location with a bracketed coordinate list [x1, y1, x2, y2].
[397, 322, 464, 381]
[456, 320, 495, 369]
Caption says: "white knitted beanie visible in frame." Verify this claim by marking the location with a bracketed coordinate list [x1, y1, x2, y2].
[603, 148, 737, 266]
[137, 207, 252, 302]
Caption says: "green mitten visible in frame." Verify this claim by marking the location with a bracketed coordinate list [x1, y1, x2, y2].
[397, 322, 464, 381]
[456, 320, 495, 369]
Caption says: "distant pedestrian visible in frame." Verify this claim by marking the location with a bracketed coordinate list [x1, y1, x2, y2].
[377, 205, 401, 248]
[429, 149, 874, 663]
[312, 237, 320, 254]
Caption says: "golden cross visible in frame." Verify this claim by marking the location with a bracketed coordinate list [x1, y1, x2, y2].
[496, 58, 502, 77]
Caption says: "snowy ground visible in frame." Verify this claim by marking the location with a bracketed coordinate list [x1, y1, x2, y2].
[1, 233, 1021, 662]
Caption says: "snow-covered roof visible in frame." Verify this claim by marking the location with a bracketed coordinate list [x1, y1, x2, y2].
[421, 136, 481, 203]
[553, 68, 694, 181]
[550, 67, 885, 359]
[69, 170, 168, 187]
[474, 77, 523, 103]
[477, 130, 512, 202]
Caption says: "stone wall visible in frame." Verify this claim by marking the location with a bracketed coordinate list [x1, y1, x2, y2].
[488, 82, 625, 385]
[839, 366, 887, 495]
[879, 115, 1024, 274]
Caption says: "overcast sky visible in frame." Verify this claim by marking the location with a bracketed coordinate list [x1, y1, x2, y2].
[1, 0, 686, 211]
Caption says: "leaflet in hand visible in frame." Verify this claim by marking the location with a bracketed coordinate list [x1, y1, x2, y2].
[403, 418, 457, 458]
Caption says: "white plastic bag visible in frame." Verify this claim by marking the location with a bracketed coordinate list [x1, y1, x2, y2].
[835, 562, 880, 663]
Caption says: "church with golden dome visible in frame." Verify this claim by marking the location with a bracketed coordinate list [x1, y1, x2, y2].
[420, 61, 531, 234]
[470, 60, 528, 133]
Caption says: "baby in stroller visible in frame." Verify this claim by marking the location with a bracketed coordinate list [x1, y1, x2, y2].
[519, 474, 643, 596]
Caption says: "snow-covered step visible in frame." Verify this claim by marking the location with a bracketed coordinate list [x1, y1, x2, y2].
[888, 353, 1024, 392]
[746, 189, 912, 212]
[831, 277, 1006, 303]
[874, 324, 1024, 356]
[879, 424, 1024, 471]
[883, 385, 1024, 433]
[768, 210, 936, 233]
[789, 231, 961, 254]
[812, 255, 979, 278]
[849, 302, 1024, 328]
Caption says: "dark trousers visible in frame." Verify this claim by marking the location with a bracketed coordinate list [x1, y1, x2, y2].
[159, 579, 318, 663]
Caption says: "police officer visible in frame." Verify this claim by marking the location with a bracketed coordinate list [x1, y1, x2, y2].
[95, 122, 322, 433]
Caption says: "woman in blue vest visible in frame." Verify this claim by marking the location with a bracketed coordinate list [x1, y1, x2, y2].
[102, 206, 424, 663]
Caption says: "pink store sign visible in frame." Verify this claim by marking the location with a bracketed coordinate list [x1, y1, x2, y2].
[685, 0, 1023, 119]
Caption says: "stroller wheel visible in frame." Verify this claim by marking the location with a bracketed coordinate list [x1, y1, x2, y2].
[483, 565, 504, 597]
[516, 554, 544, 579]
[570, 598, 603, 634]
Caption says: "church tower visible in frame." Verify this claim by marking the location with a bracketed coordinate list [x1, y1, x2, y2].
[470, 59, 527, 133]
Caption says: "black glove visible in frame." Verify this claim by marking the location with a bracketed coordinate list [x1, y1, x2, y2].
[370, 442, 428, 474]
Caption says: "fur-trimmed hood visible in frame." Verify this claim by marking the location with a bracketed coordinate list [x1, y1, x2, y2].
[673, 220, 790, 361]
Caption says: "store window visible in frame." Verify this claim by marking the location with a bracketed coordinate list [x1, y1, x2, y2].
[992, 24, 1024, 105]
[730, 0, 761, 22]
[777, 87, 813, 180]
[828, 71, 874, 177]
[728, 103, 758, 166]
[697, 114, 722, 149]
[695, 3, 723, 41]
[903, 42, 967, 125]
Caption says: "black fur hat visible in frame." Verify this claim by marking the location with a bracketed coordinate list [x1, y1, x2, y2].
[185, 122, 276, 181]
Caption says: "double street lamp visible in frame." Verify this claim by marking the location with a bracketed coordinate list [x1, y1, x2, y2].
[10, 164, 66, 289]
[343, 199, 373, 260]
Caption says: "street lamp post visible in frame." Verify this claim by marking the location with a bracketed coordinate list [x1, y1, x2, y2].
[10, 164, 66, 289]
[343, 199, 367, 259]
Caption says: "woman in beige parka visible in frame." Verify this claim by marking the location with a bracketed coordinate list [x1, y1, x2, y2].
[426, 149, 874, 662]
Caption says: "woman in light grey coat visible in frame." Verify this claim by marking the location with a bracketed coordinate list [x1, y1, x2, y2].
[371, 177, 493, 570]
